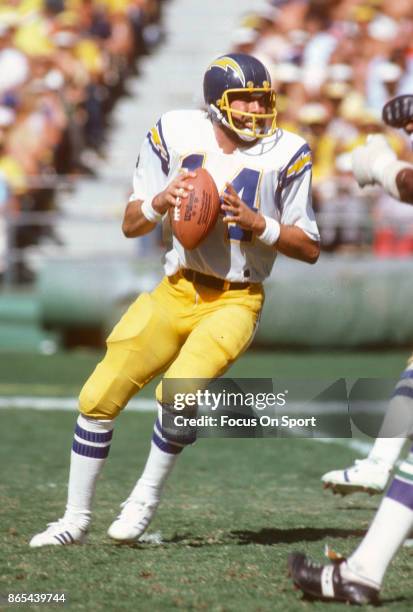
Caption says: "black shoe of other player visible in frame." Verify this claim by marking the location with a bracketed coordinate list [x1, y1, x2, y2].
[288, 552, 380, 605]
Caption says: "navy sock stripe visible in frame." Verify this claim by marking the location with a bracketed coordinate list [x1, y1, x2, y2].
[392, 385, 413, 399]
[386, 477, 413, 510]
[75, 424, 113, 443]
[152, 431, 183, 455]
[72, 440, 110, 459]
[400, 370, 413, 380]
[154, 418, 185, 446]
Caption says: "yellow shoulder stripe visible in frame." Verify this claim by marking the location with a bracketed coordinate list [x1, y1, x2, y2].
[286, 152, 312, 177]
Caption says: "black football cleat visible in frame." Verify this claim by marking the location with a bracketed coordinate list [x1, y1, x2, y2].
[288, 552, 380, 606]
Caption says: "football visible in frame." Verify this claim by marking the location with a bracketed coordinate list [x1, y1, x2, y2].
[170, 168, 220, 250]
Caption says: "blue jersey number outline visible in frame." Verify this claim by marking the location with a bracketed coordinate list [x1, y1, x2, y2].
[181, 154, 261, 243]
[224, 168, 261, 242]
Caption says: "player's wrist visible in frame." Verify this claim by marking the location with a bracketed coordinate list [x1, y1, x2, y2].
[251, 213, 266, 235]
[141, 197, 164, 223]
[380, 160, 413, 200]
[258, 216, 281, 246]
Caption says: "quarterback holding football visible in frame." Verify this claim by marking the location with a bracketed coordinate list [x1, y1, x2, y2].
[30, 53, 320, 548]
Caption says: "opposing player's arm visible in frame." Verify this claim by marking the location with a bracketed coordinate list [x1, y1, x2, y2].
[352, 134, 413, 203]
[394, 167, 413, 204]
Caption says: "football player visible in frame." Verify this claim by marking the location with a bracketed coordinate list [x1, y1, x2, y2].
[322, 95, 413, 496]
[289, 96, 413, 605]
[30, 53, 320, 547]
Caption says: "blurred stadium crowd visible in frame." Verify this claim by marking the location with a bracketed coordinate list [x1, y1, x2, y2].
[0, 0, 165, 283]
[234, 0, 413, 255]
[1, 0, 413, 286]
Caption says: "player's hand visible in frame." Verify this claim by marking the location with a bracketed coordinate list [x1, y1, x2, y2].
[152, 169, 196, 215]
[221, 183, 265, 234]
[382, 95, 413, 129]
[351, 134, 397, 188]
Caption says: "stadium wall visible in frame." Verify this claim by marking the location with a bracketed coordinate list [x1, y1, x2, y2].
[29, 256, 413, 350]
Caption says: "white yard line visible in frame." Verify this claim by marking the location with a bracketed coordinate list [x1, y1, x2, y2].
[0, 396, 373, 456]
[0, 396, 154, 411]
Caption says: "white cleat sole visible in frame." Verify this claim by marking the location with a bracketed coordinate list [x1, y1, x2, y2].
[107, 525, 142, 543]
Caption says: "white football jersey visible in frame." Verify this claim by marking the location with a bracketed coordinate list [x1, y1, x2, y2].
[131, 110, 319, 283]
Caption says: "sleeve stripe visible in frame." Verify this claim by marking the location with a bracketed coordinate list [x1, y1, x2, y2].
[146, 118, 170, 175]
[286, 152, 312, 177]
[157, 119, 170, 164]
[279, 143, 312, 189]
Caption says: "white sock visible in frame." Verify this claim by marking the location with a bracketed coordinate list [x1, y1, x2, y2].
[129, 407, 185, 504]
[346, 493, 413, 587]
[367, 370, 413, 467]
[130, 442, 180, 504]
[65, 414, 114, 529]
[368, 437, 406, 467]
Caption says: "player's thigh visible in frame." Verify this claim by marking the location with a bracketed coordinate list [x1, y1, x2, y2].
[157, 304, 259, 402]
[80, 291, 180, 419]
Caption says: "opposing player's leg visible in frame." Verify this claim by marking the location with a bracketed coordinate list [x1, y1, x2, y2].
[108, 284, 263, 542]
[321, 456, 393, 496]
[322, 364, 413, 495]
[289, 444, 413, 604]
[30, 289, 181, 547]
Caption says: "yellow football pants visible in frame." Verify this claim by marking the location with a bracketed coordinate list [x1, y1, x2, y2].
[79, 273, 264, 419]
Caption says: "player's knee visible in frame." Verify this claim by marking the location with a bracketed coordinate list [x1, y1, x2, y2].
[79, 379, 122, 420]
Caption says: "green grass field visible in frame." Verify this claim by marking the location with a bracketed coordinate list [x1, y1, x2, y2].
[1, 349, 413, 611]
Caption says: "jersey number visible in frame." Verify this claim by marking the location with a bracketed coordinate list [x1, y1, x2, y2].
[181, 154, 261, 243]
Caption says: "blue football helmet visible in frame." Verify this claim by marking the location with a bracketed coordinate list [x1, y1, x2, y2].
[203, 53, 277, 141]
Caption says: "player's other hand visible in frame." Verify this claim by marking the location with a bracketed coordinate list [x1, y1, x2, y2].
[352, 134, 396, 188]
[152, 169, 196, 215]
[222, 183, 265, 234]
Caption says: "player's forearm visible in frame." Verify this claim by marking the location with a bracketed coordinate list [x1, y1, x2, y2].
[276, 225, 320, 264]
[396, 167, 413, 204]
[352, 136, 413, 202]
[122, 199, 157, 238]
